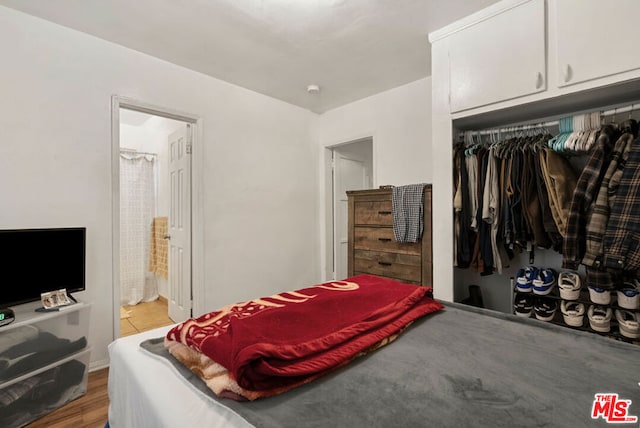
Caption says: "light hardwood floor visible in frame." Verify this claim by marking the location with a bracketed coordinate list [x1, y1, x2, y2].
[120, 297, 174, 337]
[26, 299, 174, 427]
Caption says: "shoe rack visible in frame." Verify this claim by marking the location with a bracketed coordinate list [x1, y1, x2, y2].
[512, 274, 640, 346]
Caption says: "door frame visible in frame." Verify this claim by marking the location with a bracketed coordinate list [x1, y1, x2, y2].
[110, 95, 204, 339]
[322, 135, 374, 281]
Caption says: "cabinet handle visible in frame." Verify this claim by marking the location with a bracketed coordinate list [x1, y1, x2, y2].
[378, 261, 392, 266]
[378, 210, 392, 215]
[378, 238, 392, 242]
[564, 64, 572, 83]
[535, 72, 544, 89]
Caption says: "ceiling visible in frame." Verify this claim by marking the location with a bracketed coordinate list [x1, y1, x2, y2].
[0, 0, 498, 113]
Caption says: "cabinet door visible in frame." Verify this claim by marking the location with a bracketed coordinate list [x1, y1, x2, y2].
[555, 0, 640, 87]
[448, 0, 546, 113]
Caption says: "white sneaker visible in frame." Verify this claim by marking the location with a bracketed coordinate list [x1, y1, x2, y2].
[588, 286, 611, 305]
[615, 309, 640, 339]
[558, 272, 581, 300]
[617, 282, 639, 310]
[561, 300, 585, 327]
[588, 305, 612, 332]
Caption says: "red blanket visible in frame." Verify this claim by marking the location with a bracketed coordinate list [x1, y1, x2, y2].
[165, 274, 443, 397]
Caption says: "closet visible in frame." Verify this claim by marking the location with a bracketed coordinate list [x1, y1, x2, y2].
[429, 0, 640, 343]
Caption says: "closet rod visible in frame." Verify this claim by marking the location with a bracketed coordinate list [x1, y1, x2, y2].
[602, 102, 640, 118]
[119, 149, 157, 157]
[470, 101, 640, 136]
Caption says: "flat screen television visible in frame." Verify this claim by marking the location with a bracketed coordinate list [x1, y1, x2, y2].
[0, 227, 86, 308]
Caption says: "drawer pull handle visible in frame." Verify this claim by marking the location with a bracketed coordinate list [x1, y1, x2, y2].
[378, 238, 392, 242]
[378, 210, 392, 215]
[378, 261, 392, 266]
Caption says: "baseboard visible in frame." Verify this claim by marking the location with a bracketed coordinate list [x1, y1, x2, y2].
[90, 358, 110, 372]
[158, 295, 168, 304]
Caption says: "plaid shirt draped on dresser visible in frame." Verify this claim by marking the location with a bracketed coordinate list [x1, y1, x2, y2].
[392, 183, 426, 244]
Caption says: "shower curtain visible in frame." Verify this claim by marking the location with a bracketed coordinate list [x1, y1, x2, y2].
[120, 152, 159, 306]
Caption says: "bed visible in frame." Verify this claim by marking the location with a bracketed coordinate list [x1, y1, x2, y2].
[108, 276, 640, 427]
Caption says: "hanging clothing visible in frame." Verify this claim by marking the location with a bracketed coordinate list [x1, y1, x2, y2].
[510, 149, 527, 249]
[533, 149, 563, 251]
[562, 125, 616, 269]
[482, 147, 503, 273]
[479, 148, 493, 272]
[454, 146, 472, 268]
[522, 146, 551, 249]
[539, 147, 579, 238]
[466, 154, 479, 231]
[603, 135, 640, 271]
[582, 132, 634, 268]
[502, 150, 515, 255]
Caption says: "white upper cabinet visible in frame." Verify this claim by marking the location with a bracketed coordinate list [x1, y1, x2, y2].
[554, 0, 640, 87]
[447, 0, 546, 113]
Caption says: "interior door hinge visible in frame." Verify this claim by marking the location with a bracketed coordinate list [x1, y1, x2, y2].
[186, 123, 193, 154]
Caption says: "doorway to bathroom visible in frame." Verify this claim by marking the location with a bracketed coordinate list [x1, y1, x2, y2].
[112, 98, 200, 338]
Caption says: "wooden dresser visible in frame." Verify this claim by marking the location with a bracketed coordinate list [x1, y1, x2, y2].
[347, 186, 432, 286]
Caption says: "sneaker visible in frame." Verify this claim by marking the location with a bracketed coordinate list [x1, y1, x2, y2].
[533, 268, 556, 295]
[534, 297, 557, 321]
[560, 300, 585, 327]
[558, 272, 581, 300]
[515, 267, 537, 293]
[514, 293, 534, 317]
[615, 309, 640, 339]
[588, 285, 611, 305]
[588, 305, 612, 332]
[616, 282, 639, 310]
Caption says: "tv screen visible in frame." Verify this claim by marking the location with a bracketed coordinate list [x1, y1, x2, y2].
[0, 227, 86, 308]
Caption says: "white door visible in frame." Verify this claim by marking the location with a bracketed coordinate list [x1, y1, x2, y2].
[333, 151, 368, 280]
[168, 124, 192, 323]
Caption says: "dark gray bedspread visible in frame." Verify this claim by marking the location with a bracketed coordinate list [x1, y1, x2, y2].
[141, 302, 640, 427]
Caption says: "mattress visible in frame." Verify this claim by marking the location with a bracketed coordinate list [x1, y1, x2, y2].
[107, 325, 252, 428]
[108, 303, 640, 427]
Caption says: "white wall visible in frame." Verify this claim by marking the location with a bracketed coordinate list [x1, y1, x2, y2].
[315, 78, 432, 280]
[0, 6, 319, 368]
[317, 77, 432, 186]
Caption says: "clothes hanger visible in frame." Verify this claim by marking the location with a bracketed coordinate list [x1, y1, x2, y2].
[619, 106, 638, 136]
[580, 111, 602, 152]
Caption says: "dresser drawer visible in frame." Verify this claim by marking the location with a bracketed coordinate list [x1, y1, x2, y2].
[353, 249, 422, 282]
[354, 200, 393, 226]
[354, 227, 420, 254]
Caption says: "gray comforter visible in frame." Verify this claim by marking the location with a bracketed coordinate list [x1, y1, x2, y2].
[141, 302, 640, 427]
